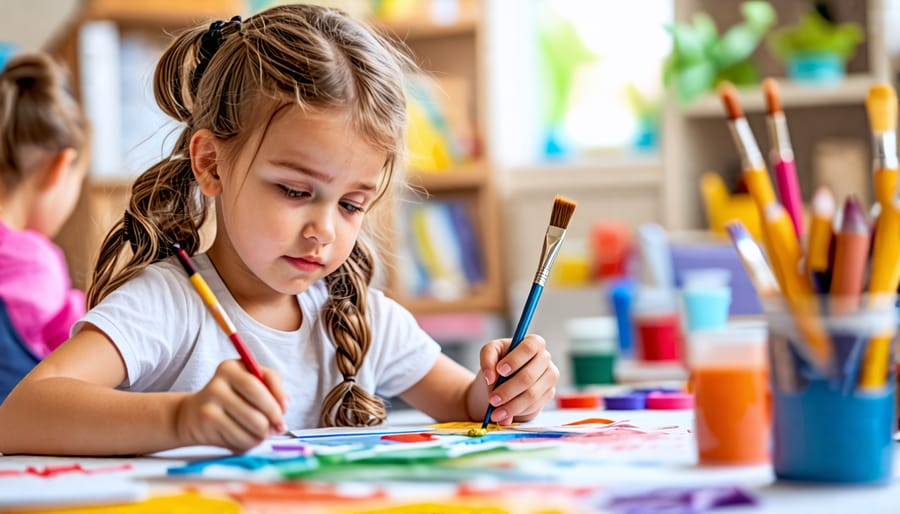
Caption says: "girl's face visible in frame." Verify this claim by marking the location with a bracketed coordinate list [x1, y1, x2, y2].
[212, 108, 387, 298]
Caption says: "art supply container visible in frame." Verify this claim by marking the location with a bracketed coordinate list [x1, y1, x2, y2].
[766, 296, 897, 484]
[690, 322, 769, 465]
[680, 268, 732, 333]
[609, 278, 635, 357]
[632, 287, 681, 362]
[566, 317, 617, 386]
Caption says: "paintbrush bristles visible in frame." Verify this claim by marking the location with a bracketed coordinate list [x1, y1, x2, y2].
[550, 195, 576, 229]
[866, 84, 898, 133]
[763, 78, 782, 115]
[718, 82, 743, 121]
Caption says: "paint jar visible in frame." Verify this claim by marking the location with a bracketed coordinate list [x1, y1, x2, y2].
[690, 321, 769, 465]
[609, 278, 635, 358]
[680, 268, 732, 333]
[566, 317, 618, 386]
[632, 287, 681, 362]
[766, 295, 897, 484]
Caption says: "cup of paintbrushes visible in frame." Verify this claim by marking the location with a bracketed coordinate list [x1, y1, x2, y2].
[765, 294, 897, 484]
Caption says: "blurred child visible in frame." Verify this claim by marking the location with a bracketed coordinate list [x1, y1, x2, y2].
[0, 53, 90, 358]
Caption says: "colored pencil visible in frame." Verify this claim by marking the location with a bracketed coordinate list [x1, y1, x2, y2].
[865, 84, 899, 207]
[829, 197, 869, 314]
[481, 195, 576, 428]
[764, 79, 804, 238]
[173, 245, 266, 383]
[805, 186, 835, 293]
[718, 82, 777, 210]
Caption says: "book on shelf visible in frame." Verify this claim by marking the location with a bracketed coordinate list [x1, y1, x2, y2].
[401, 199, 484, 301]
[78, 22, 175, 178]
[406, 73, 477, 173]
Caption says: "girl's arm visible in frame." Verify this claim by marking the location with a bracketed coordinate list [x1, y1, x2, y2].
[401, 334, 558, 425]
[0, 325, 188, 455]
[0, 324, 286, 456]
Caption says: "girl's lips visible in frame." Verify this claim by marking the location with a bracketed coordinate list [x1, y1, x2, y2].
[284, 255, 324, 272]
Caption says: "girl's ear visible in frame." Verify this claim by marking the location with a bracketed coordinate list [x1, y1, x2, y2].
[190, 129, 223, 197]
[38, 148, 77, 192]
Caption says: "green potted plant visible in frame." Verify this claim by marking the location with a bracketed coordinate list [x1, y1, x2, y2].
[766, 8, 864, 84]
[662, 1, 776, 105]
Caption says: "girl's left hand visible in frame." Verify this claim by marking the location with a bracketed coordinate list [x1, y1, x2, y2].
[479, 334, 558, 425]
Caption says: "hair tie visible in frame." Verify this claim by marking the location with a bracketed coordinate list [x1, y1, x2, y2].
[122, 210, 138, 253]
[343, 376, 356, 384]
[192, 15, 242, 91]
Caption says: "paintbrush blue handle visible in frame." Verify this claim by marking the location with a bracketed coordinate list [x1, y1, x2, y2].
[481, 283, 544, 427]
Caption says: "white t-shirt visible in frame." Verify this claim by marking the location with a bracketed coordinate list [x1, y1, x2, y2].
[75, 253, 441, 429]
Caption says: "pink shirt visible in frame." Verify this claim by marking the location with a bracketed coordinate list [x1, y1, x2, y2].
[0, 221, 85, 358]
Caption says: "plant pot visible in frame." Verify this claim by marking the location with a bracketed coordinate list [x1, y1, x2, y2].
[786, 52, 845, 85]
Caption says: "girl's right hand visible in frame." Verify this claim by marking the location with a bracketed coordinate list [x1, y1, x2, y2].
[175, 360, 287, 453]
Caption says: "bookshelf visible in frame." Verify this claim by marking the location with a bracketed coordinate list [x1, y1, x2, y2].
[371, 1, 507, 316]
[662, 0, 891, 230]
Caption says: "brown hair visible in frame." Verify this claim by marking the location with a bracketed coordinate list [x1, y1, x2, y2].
[87, 4, 412, 427]
[0, 53, 89, 194]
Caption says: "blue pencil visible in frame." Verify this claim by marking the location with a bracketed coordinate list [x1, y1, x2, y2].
[481, 196, 576, 428]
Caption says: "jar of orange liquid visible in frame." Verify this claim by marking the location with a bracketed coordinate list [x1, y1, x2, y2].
[690, 321, 769, 465]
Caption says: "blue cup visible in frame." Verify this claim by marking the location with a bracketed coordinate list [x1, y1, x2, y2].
[773, 381, 895, 483]
[682, 286, 731, 332]
[767, 295, 897, 484]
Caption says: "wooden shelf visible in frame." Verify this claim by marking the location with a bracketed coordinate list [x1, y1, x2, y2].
[387, 287, 504, 316]
[406, 162, 489, 193]
[83, 0, 241, 28]
[369, 9, 478, 41]
[680, 74, 877, 118]
[504, 156, 662, 192]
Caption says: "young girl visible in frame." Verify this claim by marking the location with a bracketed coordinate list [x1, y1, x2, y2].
[0, 4, 558, 456]
[0, 54, 89, 362]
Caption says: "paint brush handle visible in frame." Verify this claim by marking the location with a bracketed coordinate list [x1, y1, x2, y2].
[481, 283, 544, 427]
[774, 159, 804, 238]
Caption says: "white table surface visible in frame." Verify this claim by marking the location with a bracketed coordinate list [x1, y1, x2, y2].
[1, 407, 898, 513]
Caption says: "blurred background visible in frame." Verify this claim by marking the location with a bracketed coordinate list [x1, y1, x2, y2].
[1, 0, 895, 391]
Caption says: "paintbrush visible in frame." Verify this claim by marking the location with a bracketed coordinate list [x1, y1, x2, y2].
[763, 78, 804, 238]
[857, 198, 900, 391]
[865, 84, 899, 207]
[724, 220, 779, 299]
[762, 203, 833, 375]
[718, 82, 778, 211]
[481, 195, 576, 428]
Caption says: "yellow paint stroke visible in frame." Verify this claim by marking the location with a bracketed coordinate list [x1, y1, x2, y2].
[7, 493, 241, 514]
[466, 428, 488, 437]
[429, 421, 505, 435]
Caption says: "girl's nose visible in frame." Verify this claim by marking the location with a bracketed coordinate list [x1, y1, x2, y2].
[302, 204, 336, 244]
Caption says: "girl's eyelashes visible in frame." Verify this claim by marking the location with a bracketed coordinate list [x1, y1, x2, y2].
[277, 184, 310, 199]
[277, 184, 366, 215]
[340, 201, 365, 215]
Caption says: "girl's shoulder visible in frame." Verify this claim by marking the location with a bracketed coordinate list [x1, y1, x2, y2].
[0, 225, 60, 259]
[105, 255, 197, 305]
[0, 225, 67, 275]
